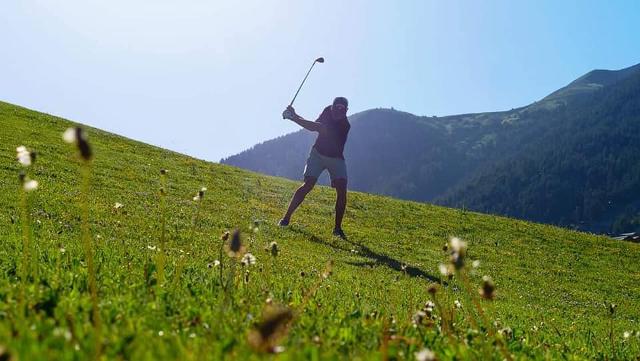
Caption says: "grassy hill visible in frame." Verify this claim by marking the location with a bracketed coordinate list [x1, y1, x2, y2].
[1, 100, 640, 360]
[222, 62, 640, 234]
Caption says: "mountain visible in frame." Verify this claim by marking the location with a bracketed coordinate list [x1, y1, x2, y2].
[222, 63, 640, 234]
[2, 100, 640, 359]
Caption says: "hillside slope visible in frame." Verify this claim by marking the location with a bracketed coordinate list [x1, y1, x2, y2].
[222, 63, 640, 234]
[1, 100, 639, 359]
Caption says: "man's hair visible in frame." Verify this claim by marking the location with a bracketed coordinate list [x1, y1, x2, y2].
[333, 97, 348, 107]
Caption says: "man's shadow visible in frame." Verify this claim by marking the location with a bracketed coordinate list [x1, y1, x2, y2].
[288, 226, 441, 283]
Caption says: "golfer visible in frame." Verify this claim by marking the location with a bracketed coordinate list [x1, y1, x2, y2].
[279, 97, 351, 239]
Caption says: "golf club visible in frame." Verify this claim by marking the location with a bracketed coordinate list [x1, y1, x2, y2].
[285, 57, 324, 118]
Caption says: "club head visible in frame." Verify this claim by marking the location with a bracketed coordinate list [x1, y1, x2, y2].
[315, 57, 325, 63]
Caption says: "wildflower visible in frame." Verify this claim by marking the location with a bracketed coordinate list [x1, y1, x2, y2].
[16, 146, 35, 166]
[251, 220, 260, 233]
[479, 275, 496, 300]
[321, 260, 334, 279]
[472, 260, 480, 268]
[449, 237, 467, 270]
[225, 229, 246, 258]
[63, 128, 76, 143]
[23, 179, 39, 192]
[427, 283, 438, 295]
[147, 245, 157, 251]
[158, 331, 164, 337]
[63, 127, 92, 161]
[114, 202, 124, 210]
[499, 327, 513, 339]
[412, 310, 427, 326]
[414, 348, 436, 361]
[623, 331, 631, 339]
[423, 301, 435, 317]
[241, 253, 257, 266]
[268, 241, 279, 257]
[247, 304, 293, 353]
[454, 300, 462, 309]
[438, 263, 453, 278]
[160, 169, 168, 175]
[193, 187, 206, 201]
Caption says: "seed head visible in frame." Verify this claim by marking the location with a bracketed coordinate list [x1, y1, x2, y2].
[63, 127, 92, 160]
[16, 146, 35, 166]
[268, 241, 279, 257]
[241, 253, 257, 266]
[479, 275, 496, 300]
[427, 283, 438, 295]
[193, 187, 206, 201]
[449, 237, 467, 270]
[23, 179, 39, 192]
[414, 348, 437, 361]
[412, 310, 427, 326]
[247, 304, 293, 353]
[225, 229, 246, 258]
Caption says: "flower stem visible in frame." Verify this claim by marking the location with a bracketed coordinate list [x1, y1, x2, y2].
[80, 163, 101, 359]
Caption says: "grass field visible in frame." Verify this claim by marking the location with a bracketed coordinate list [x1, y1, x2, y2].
[1, 100, 639, 360]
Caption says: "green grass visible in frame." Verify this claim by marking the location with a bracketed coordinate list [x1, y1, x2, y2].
[1, 100, 639, 360]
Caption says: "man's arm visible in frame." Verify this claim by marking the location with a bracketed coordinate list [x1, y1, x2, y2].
[283, 106, 325, 132]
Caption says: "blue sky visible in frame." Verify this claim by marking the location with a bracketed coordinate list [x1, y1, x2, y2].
[2, 0, 639, 161]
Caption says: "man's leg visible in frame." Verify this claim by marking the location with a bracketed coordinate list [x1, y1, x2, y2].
[281, 177, 317, 224]
[332, 178, 347, 232]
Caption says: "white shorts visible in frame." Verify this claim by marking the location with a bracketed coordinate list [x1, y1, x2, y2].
[303, 147, 348, 183]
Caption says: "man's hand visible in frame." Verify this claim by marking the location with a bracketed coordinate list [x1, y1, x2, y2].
[282, 105, 298, 120]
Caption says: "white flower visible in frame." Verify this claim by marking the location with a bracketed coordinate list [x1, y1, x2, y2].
[438, 263, 452, 277]
[16, 145, 32, 166]
[114, 202, 124, 209]
[63, 128, 77, 143]
[24, 179, 39, 192]
[415, 348, 436, 361]
[214, 260, 221, 266]
[201, 187, 207, 192]
[472, 260, 480, 268]
[624, 331, 631, 339]
[454, 300, 462, 309]
[240, 253, 256, 266]
[450, 237, 466, 253]
[147, 245, 157, 251]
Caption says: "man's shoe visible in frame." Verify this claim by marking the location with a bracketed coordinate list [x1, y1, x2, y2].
[332, 228, 347, 240]
[278, 218, 290, 227]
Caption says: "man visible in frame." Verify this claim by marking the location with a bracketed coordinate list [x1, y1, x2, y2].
[279, 97, 351, 239]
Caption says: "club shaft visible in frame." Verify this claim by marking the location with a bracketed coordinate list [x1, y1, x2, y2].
[289, 61, 317, 106]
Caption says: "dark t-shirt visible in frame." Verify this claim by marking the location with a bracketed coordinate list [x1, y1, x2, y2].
[313, 105, 351, 159]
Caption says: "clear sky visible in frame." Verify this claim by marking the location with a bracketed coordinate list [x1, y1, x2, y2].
[2, 1, 639, 161]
